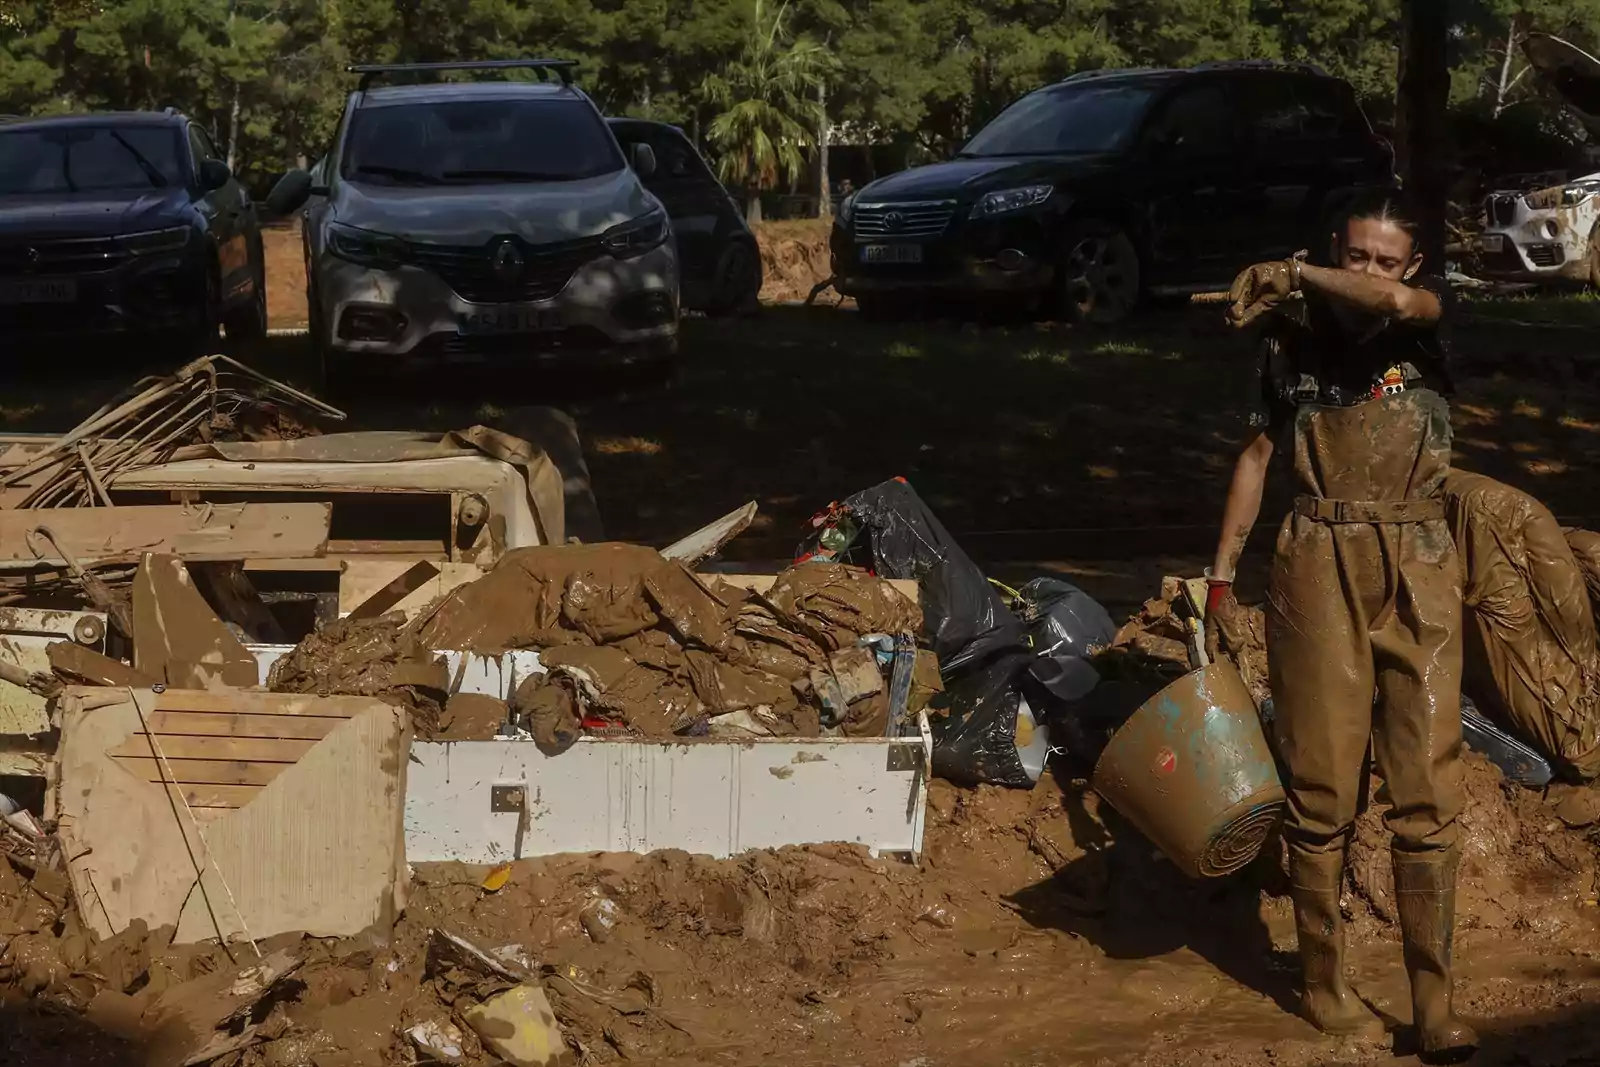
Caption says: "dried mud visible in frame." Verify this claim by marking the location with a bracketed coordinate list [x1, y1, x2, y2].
[7, 747, 1600, 1067]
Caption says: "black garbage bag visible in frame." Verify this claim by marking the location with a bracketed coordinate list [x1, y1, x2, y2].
[931, 651, 1050, 787]
[825, 478, 1028, 673]
[1015, 577, 1117, 662]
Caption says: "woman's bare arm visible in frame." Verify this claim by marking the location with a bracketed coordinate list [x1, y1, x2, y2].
[1297, 263, 1441, 324]
[1211, 429, 1276, 581]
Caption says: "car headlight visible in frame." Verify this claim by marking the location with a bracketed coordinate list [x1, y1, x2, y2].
[602, 210, 670, 259]
[326, 222, 408, 269]
[971, 185, 1054, 219]
[1563, 183, 1600, 206]
[121, 226, 191, 255]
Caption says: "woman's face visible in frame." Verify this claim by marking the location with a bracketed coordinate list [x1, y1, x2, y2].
[1329, 216, 1419, 281]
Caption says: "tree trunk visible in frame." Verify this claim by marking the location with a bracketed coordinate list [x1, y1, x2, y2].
[816, 81, 830, 218]
[227, 81, 242, 172]
[747, 194, 763, 225]
[1398, 0, 1450, 269]
[1494, 14, 1521, 118]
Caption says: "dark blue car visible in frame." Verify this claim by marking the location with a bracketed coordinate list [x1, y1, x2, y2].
[0, 110, 267, 351]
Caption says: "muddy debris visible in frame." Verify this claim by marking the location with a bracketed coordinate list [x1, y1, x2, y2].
[267, 614, 449, 737]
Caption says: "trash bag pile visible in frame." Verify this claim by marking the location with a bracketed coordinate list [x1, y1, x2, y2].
[799, 478, 1118, 787]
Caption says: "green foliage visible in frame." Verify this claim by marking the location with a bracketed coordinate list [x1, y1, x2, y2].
[4, 0, 1600, 191]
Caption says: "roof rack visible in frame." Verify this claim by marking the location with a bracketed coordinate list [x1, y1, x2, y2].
[1192, 59, 1330, 77]
[348, 59, 578, 92]
[1061, 67, 1161, 83]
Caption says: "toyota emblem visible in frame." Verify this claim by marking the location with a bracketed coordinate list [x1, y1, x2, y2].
[883, 211, 905, 232]
[25, 246, 42, 272]
[490, 240, 524, 283]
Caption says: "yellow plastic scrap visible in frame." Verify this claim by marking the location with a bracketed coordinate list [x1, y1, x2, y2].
[463, 984, 569, 1067]
[482, 863, 512, 892]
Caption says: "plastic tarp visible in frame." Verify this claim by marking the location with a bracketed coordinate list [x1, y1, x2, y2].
[1444, 470, 1600, 780]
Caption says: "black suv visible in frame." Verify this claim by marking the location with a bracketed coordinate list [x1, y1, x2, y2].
[0, 111, 267, 350]
[831, 62, 1393, 322]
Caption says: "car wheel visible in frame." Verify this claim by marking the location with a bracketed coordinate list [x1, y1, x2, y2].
[1054, 221, 1142, 324]
[709, 240, 762, 315]
[225, 265, 268, 345]
[191, 261, 223, 356]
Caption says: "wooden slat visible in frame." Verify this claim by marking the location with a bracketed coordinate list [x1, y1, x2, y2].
[113, 757, 288, 787]
[158, 782, 263, 809]
[326, 539, 447, 557]
[0, 503, 332, 567]
[149, 689, 367, 718]
[142, 711, 346, 741]
[109, 736, 317, 763]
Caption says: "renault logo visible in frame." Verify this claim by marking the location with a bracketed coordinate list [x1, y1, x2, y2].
[490, 240, 524, 283]
[883, 211, 905, 232]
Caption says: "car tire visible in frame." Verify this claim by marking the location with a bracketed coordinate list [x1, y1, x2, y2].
[1052, 220, 1142, 325]
[191, 261, 224, 357]
[709, 240, 762, 316]
[225, 263, 269, 346]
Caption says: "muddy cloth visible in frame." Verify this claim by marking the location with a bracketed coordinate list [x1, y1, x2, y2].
[1443, 472, 1600, 780]
[1268, 388, 1464, 858]
[1566, 528, 1600, 609]
[762, 562, 922, 652]
[268, 615, 449, 736]
[413, 543, 729, 655]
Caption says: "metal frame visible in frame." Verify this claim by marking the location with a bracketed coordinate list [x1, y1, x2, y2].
[347, 59, 578, 92]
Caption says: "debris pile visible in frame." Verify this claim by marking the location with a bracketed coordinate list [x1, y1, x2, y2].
[397, 543, 923, 748]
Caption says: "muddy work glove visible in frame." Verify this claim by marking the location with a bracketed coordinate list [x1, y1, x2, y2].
[1226, 257, 1302, 328]
[1203, 576, 1249, 665]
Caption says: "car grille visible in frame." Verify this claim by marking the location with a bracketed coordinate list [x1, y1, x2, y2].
[410, 235, 603, 304]
[432, 327, 615, 360]
[1486, 195, 1519, 228]
[1527, 243, 1565, 267]
[0, 235, 131, 276]
[853, 202, 957, 238]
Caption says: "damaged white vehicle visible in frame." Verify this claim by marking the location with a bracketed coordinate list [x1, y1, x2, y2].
[1478, 174, 1600, 285]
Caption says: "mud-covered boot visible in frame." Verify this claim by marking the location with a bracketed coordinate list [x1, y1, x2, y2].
[1288, 848, 1384, 1037]
[1393, 848, 1479, 1064]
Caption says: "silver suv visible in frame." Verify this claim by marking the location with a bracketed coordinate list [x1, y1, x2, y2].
[267, 60, 678, 389]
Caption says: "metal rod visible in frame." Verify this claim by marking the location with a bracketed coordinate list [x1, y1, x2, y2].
[76, 443, 114, 507]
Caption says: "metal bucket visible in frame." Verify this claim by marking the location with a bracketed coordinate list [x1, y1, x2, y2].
[1091, 660, 1284, 879]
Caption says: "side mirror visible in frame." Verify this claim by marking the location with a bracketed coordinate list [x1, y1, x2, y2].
[266, 168, 314, 216]
[199, 158, 232, 192]
[631, 142, 657, 179]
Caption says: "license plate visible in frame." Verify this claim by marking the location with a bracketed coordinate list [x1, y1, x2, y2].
[1479, 234, 1504, 253]
[0, 278, 77, 305]
[456, 306, 561, 335]
[860, 244, 923, 264]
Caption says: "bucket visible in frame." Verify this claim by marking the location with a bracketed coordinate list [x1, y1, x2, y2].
[1091, 660, 1285, 879]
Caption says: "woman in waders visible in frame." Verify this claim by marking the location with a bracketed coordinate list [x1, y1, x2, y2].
[1206, 191, 1477, 1064]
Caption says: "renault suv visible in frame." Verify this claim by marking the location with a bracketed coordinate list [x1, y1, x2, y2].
[831, 61, 1392, 323]
[267, 60, 678, 389]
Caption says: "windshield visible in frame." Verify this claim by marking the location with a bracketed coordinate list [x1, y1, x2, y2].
[341, 99, 624, 185]
[962, 83, 1158, 157]
[0, 126, 185, 194]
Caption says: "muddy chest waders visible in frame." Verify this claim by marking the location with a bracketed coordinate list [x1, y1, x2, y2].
[1267, 386, 1477, 1057]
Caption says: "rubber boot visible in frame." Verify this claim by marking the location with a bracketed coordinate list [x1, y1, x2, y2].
[1288, 849, 1384, 1037]
[1393, 848, 1479, 1064]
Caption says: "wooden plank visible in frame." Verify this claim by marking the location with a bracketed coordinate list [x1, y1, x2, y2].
[345, 560, 441, 620]
[113, 757, 289, 787]
[158, 782, 263, 809]
[326, 539, 446, 557]
[109, 736, 318, 763]
[149, 689, 367, 718]
[142, 711, 346, 740]
[338, 559, 484, 620]
[0, 503, 332, 567]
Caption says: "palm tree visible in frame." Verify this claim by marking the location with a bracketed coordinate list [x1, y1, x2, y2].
[703, 0, 830, 223]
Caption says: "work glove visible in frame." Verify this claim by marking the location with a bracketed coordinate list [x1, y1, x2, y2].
[1226, 255, 1303, 328]
[1203, 575, 1249, 665]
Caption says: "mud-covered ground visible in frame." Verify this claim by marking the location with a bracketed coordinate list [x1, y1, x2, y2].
[5, 751, 1600, 1067]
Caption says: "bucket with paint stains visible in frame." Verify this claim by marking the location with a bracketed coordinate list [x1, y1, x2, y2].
[1091, 660, 1284, 879]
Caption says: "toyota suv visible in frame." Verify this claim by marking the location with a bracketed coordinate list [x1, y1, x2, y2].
[266, 60, 678, 390]
[831, 61, 1392, 323]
